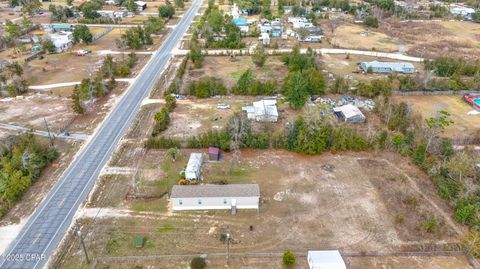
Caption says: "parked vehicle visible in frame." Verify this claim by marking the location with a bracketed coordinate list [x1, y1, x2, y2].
[76, 50, 91, 56]
[217, 103, 231, 109]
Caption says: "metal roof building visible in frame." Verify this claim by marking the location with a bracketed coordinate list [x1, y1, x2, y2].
[185, 153, 203, 180]
[242, 99, 278, 122]
[171, 184, 260, 212]
[360, 61, 415, 74]
[307, 250, 346, 269]
[333, 104, 366, 123]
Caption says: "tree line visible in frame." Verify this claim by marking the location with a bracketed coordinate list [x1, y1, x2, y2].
[0, 134, 58, 218]
[71, 53, 138, 114]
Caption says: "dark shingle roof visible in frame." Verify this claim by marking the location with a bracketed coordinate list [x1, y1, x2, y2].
[171, 184, 260, 198]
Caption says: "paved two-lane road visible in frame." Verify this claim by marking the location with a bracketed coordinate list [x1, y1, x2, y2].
[0, 0, 202, 268]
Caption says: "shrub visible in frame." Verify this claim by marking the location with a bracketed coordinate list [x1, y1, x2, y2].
[282, 250, 296, 267]
[188, 77, 227, 98]
[364, 16, 379, 28]
[190, 257, 206, 269]
[165, 95, 176, 111]
[152, 107, 170, 136]
[423, 216, 437, 233]
[455, 203, 478, 226]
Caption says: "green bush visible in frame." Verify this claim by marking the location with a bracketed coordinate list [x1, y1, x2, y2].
[423, 216, 437, 233]
[152, 107, 170, 137]
[165, 95, 176, 111]
[455, 203, 478, 226]
[282, 250, 296, 267]
[364, 16, 379, 28]
[190, 257, 206, 269]
[188, 77, 227, 98]
[0, 133, 58, 218]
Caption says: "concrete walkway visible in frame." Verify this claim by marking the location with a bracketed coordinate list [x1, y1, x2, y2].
[28, 78, 135, 90]
[173, 48, 425, 62]
[0, 123, 89, 141]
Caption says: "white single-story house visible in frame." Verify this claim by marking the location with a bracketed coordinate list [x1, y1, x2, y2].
[360, 61, 415, 74]
[292, 21, 313, 29]
[333, 104, 366, 123]
[450, 6, 475, 16]
[98, 10, 128, 18]
[233, 17, 249, 32]
[135, 1, 147, 10]
[242, 99, 278, 122]
[307, 250, 346, 269]
[185, 153, 203, 180]
[48, 31, 73, 53]
[170, 184, 260, 212]
[287, 17, 309, 24]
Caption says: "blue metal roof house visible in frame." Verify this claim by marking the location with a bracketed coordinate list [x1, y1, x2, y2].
[233, 17, 248, 26]
[360, 61, 415, 74]
[52, 23, 73, 31]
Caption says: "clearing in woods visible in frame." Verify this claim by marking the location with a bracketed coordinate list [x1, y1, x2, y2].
[60, 149, 468, 268]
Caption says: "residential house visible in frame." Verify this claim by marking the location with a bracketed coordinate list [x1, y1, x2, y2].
[242, 99, 278, 122]
[185, 153, 203, 180]
[283, 6, 293, 14]
[360, 61, 415, 74]
[258, 20, 283, 36]
[333, 104, 366, 123]
[450, 6, 475, 16]
[233, 17, 249, 33]
[135, 1, 147, 11]
[287, 17, 308, 24]
[297, 26, 324, 42]
[307, 250, 346, 269]
[51, 23, 74, 32]
[98, 10, 128, 19]
[48, 31, 73, 53]
[170, 184, 260, 212]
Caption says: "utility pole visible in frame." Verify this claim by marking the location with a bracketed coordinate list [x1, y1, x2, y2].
[226, 226, 231, 265]
[43, 118, 54, 147]
[75, 221, 90, 264]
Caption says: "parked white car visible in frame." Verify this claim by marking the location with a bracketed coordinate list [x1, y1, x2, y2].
[216, 103, 231, 109]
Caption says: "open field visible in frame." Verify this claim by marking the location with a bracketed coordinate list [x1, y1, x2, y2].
[0, 79, 128, 133]
[393, 95, 480, 140]
[319, 53, 424, 80]
[0, 11, 21, 23]
[58, 147, 467, 268]
[184, 55, 288, 89]
[379, 19, 480, 59]
[81, 254, 475, 269]
[24, 52, 149, 85]
[328, 23, 403, 52]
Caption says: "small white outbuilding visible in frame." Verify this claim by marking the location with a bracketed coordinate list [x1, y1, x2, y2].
[333, 104, 365, 123]
[242, 99, 278, 122]
[307, 250, 346, 269]
[185, 153, 203, 180]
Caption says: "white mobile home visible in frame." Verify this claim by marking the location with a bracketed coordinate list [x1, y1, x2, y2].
[185, 153, 203, 180]
[170, 184, 260, 212]
[307, 250, 346, 269]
